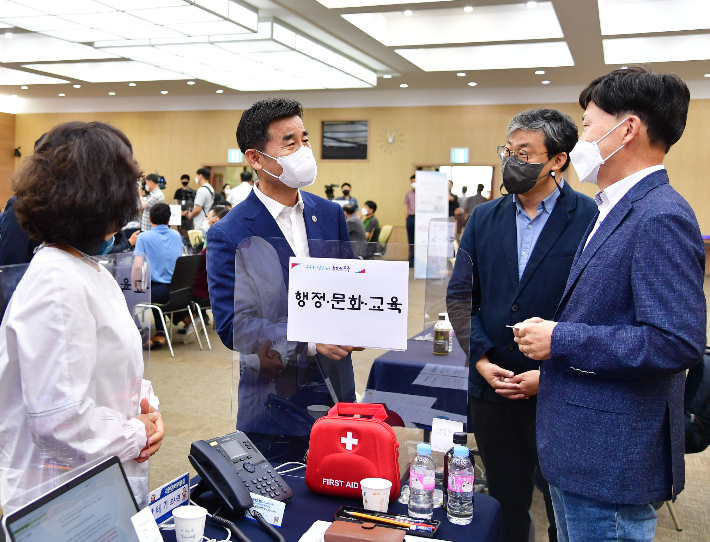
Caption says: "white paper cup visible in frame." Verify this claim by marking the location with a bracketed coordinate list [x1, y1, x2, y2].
[173, 505, 207, 542]
[360, 478, 392, 512]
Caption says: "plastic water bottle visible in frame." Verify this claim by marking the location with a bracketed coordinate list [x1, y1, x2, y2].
[409, 443, 436, 519]
[447, 445, 474, 525]
[443, 432, 470, 506]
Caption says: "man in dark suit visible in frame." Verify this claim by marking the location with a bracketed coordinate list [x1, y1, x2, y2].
[515, 69, 706, 541]
[207, 98, 357, 459]
[447, 109, 597, 542]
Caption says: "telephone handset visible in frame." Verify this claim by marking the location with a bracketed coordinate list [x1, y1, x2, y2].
[188, 430, 294, 517]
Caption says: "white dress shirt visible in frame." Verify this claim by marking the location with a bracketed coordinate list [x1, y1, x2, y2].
[0, 247, 158, 514]
[584, 165, 665, 249]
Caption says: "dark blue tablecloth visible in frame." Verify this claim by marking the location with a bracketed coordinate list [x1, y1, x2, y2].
[365, 329, 471, 429]
[160, 471, 503, 542]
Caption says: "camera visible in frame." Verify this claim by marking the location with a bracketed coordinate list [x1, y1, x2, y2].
[324, 184, 339, 200]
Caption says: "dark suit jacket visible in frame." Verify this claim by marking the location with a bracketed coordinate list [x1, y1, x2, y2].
[207, 189, 351, 350]
[447, 181, 597, 409]
[0, 197, 40, 266]
[537, 169, 706, 504]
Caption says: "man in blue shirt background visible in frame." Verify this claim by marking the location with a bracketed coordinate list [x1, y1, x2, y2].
[447, 109, 597, 542]
[133, 203, 183, 349]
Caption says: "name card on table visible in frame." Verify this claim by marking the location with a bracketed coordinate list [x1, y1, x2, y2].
[287, 257, 409, 350]
[148, 472, 190, 524]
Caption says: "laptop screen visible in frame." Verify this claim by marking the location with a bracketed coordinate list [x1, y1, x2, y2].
[5, 459, 140, 542]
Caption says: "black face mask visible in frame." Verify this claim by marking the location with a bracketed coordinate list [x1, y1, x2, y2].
[500, 156, 564, 197]
[181, 181, 188, 186]
[342, 189, 350, 196]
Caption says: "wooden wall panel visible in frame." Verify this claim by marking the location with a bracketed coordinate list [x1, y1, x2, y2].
[13, 100, 709, 232]
[0, 113, 16, 207]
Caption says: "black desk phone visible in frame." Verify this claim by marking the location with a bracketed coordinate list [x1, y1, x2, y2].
[188, 430, 294, 517]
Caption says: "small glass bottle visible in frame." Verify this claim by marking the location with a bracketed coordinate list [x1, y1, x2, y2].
[433, 313, 450, 355]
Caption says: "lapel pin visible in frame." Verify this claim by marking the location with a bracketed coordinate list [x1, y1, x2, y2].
[312, 215, 317, 222]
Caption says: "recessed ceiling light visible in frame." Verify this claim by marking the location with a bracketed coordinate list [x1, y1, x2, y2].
[541, 79, 550, 84]
[526, 1, 537, 8]
[400, 83, 408, 87]
[456, 72, 466, 76]
[216, 89, 224, 93]
[5, 33, 12, 39]
[705, 73, 710, 78]
[535, 70, 545, 74]
[73, 84, 81, 88]
[187, 80, 195, 85]
[58, 93, 65, 96]
[403, 10, 413, 16]
[463, 6, 473, 12]
[161, 90, 168, 94]
[21, 86, 28, 89]
[109, 91, 115, 95]
[468, 81, 477, 86]
[383, 74, 392, 78]
[129, 82, 136, 86]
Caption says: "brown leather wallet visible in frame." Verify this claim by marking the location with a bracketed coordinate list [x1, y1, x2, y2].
[324, 521, 406, 542]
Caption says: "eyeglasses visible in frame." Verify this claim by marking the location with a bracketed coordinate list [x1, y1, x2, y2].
[496, 145, 548, 163]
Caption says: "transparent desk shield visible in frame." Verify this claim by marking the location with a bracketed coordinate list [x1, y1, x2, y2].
[232, 237, 410, 463]
[0, 251, 153, 515]
[424, 217, 456, 331]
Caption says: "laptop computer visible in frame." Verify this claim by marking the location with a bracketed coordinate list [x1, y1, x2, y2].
[2, 456, 140, 542]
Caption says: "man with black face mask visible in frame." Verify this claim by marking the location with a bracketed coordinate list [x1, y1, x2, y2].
[446, 108, 596, 542]
[174, 173, 196, 233]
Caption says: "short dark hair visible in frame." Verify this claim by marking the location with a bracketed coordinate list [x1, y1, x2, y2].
[210, 205, 229, 220]
[579, 67, 689, 153]
[477, 184, 484, 192]
[343, 204, 356, 215]
[364, 200, 377, 212]
[181, 174, 190, 181]
[462, 186, 467, 193]
[197, 167, 211, 180]
[14, 121, 141, 246]
[223, 183, 232, 189]
[145, 173, 160, 184]
[410, 174, 416, 181]
[150, 202, 171, 225]
[240, 171, 253, 182]
[508, 108, 578, 172]
[236, 98, 303, 153]
[342, 182, 351, 189]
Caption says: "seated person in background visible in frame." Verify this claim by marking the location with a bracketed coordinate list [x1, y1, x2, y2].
[0, 121, 164, 514]
[361, 200, 379, 241]
[343, 203, 366, 243]
[132, 203, 183, 349]
[227, 170, 254, 207]
[200, 204, 228, 239]
[334, 182, 358, 211]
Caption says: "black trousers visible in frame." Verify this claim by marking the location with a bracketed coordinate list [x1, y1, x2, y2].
[150, 281, 170, 335]
[406, 215, 415, 266]
[470, 395, 557, 542]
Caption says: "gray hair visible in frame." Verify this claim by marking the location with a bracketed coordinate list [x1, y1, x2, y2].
[507, 108, 578, 171]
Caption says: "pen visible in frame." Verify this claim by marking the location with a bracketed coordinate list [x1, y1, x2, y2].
[344, 511, 434, 531]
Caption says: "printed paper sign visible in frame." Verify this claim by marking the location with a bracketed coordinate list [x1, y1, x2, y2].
[131, 506, 163, 542]
[414, 171, 448, 279]
[169, 204, 182, 226]
[246, 493, 286, 527]
[430, 418, 464, 453]
[287, 257, 409, 350]
[148, 473, 190, 524]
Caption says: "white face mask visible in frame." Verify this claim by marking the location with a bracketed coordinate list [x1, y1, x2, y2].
[194, 176, 199, 185]
[224, 188, 231, 195]
[361, 208, 369, 216]
[257, 146, 317, 189]
[570, 117, 629, 184]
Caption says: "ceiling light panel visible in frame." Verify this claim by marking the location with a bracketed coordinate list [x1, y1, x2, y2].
[96, 0, 185, 8]
[0, 66, 69, 85]
[395, 41, 574, 71]
[0, 16, 85, 32]
[42, 28, 123, 42]
[9, 0, 115, 15]
[166, 20, 249, 36]
[127, 6, 219, 25]
[0, 0, 43, 17]
[108, 25, 186, 39]
[598, 0, 710, 35]
[23, 60, 189, 82]
[342, 2, 562, 47]
[62, 11, 154, 28]
[603, 34, 710, 64]
[0, 33, 118, 62]
[316, 0, 452, 9]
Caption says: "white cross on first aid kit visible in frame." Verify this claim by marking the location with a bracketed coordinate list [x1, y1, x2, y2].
[341, 432, 358, 450]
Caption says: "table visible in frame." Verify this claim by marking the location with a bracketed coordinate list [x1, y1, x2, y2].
[365, 328, 471, 430]
[161, 470, 503, 542]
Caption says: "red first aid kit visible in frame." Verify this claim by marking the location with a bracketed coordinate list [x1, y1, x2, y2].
[305, 403, 400, 501]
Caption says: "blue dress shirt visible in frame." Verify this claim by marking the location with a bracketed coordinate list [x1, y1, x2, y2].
[135, 224, 183, 284]
[514, 180, 564, 278]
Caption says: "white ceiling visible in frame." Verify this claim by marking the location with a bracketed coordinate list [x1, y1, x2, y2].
[0, 0, 710, 109]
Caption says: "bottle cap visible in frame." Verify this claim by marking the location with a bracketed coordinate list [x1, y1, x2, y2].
[417, 443, 432, 455]
[438, 313, 446, 320]
[453, 445, 469, 458]
[453, 432, 468, 445]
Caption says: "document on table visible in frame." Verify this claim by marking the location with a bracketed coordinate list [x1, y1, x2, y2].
[363, 389, 466, 426]
[412, 363, 469, 391]
[298, 521, 453, 542]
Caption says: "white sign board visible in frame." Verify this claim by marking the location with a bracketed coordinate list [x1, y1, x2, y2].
[286, 257, 409, 350]
[169, 204, 182, 226]
[414, 171, 448, 279]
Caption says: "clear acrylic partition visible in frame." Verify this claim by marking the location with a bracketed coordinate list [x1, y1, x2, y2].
[0, 252, 153, 515]
[424, 217, 456, 331]
[231, 237, 410, 464]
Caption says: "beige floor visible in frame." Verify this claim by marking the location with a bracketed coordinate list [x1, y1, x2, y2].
[146, 273, 710, 542]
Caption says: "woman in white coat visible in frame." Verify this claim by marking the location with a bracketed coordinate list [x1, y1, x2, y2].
[0, 122, 165, 514]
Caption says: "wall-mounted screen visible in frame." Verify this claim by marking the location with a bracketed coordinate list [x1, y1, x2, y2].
[322, 121, 368, 160]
